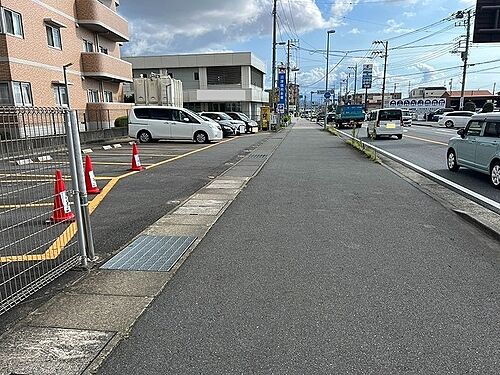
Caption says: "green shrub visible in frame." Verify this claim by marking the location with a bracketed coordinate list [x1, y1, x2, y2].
[482, 102, 494, 113]
[464, 101, 476, 112]
[114, 116, 128, 128]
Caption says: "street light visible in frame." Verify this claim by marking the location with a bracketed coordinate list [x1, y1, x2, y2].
[324, 29, 335, 130]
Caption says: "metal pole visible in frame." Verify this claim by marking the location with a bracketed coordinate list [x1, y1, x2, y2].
[365, 87, 368, 111]
[353, 65, 358, 103]
[64, 112, 88, 268]
[310, 91, 313, 110]
[345, 74, 350, 104]
[286, 40, 291, 115]
[271, 0, 278, 112]
[325, 31, 334, 130]
[380, 41, 389, 109]
[63, 63, 72, 109]
[70, 110, 96, 261]
[460, 10, 471, 110]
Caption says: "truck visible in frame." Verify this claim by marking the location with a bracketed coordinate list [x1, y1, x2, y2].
[333, 104, 365, 129]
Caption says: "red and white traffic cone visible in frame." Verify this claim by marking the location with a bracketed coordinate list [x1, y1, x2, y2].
[84, 155, 100, 195]
[50, 169, 75, 223]
[130, 143, 145, 171]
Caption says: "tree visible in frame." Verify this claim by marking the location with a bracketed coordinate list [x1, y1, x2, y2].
[482, 102, 494, 113]
[464, 101, 476, 112]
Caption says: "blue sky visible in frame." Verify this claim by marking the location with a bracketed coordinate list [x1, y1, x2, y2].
[120, 0, 499, 97]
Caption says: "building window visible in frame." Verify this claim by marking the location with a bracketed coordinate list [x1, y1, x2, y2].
[53, 86, 68, 107]
[99, 46, 108, 54]
[194, 72, 199, 81]
[12, 82, 32, 106]
[83, 39, 94, 52]
[0, 82, 10, 105]
[0, 8, 23, 37]
[207, 66, 241, 86]
[251, 67, 263, 88]
[87, 89, 99, 103]
[104, 91, 113, 103]
[46, 24, 62, 49]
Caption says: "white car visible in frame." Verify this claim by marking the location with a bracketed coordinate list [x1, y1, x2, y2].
[129, 106, 223, 143]
[438, 111, 475, 128]
[401, 110, 412, 127]
[365, 108, 404, 139]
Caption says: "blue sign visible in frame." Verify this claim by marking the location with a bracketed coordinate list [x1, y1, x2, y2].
[324, 92, 332, 99]
[278, 71, 287, 105]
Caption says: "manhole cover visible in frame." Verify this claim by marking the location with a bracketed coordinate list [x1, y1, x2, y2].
[101, 235, 196, 272]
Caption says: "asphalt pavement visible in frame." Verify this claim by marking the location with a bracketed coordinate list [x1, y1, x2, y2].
[354, 124, 500, 203]
[98, 119, 500, 374]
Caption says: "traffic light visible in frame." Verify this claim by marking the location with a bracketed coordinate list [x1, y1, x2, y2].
[473, 0, 500, 43]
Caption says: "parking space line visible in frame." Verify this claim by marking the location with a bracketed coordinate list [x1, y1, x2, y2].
[405, 135, 447, 146]
[0, 137, 240, 263]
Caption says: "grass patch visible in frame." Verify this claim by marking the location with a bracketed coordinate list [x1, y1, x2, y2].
[327, 126, 379, 162]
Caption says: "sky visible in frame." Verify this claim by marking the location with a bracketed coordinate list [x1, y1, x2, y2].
[119, 0, 499, 99]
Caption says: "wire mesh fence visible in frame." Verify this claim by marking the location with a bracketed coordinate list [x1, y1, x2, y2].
[0, 106, 81, 315]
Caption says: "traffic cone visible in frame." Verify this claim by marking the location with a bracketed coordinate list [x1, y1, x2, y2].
[85, 155, 100, 194]
[130, 143, 145, 171]
[50, 169, 75, 223]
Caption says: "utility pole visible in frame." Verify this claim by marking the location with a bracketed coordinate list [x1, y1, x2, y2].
[408, 81, 411, 97]
[286, 40, 291, 115]
[344, 74, 350, 104]
[493, 82, 497, 95]
[349, 65, 358, 104]
[310, 91, 314, 110]
[449, 78, 453, 92]
[459, 9, 472, 110]
[381, 41, 389, 109]
[393, 82, 397, 95]
[271, 0, 278, 112]
[324, 30, 335, 130]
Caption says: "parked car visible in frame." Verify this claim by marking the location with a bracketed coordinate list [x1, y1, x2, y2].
[129, 106, 223, 144]
[428, 108, 454, 122]
[447, 112, 500, 188]
[200, 112, 246, 135]
[438, 111, 475, 128]
[365, 108, 403, 139]
[200, 114, 236, 137]
[226, 112, 259, 133]
[401, 110, 412, 127]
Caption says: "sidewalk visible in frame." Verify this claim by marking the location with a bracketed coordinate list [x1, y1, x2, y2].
[99, 119, 500, 374]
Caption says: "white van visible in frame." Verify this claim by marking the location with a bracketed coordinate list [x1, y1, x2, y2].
[129, 106, 223, 144]
[365, 108, 404, 139]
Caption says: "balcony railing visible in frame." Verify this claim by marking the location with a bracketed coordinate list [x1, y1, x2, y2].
[81, 53, 133, 82]
[75, 0, 129, 42]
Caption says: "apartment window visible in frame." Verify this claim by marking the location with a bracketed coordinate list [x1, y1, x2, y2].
[207, 66, 241, 85]
[194, 72, 199, 81]
[104, 91, 113, 103]
[46, 24, 62, 49]
[99, 46, 108, 54]
[87, 89, 99, 103]
[83, 39, 94, 52]
[0, 83, 10, 105]
[53, 86, 68, 107]
[12, 82, 32, 106]
[0, 8, 23, 37]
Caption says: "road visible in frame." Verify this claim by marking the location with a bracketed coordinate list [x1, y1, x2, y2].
[98, 120, 500, 374]
[353, 124, 500, 203]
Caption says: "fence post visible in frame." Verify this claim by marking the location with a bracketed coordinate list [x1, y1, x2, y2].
[70, 110, 96, 261]
[64, 111, 88, 268]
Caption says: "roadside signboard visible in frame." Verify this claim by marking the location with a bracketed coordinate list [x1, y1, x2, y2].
[324, 92, 331, 99]
[473, 0, 500, 43]
[278, 71, 287, 106]
[362, 64, 373, 89]
[277, 104, 285, 114]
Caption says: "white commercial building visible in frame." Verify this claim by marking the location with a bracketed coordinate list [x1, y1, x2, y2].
[124, 52, 269, 120]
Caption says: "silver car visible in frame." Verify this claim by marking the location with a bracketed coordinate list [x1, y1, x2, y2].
[447, 113, 500, 188]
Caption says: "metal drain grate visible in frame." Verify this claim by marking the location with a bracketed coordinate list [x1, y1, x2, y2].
[249, 154, 268, 159]
[101, 235, 196, 272]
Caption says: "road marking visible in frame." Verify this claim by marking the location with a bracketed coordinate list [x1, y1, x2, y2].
[0, 137, 240, 263]
[405, 135, 448, 146]
[91, 161, 153, 166]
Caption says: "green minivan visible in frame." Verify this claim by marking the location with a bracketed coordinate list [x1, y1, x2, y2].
[447, 113, 500, 188]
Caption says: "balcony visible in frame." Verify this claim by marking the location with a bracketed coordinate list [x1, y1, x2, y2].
[75, 0, 129, 42]
[81, 53, 133, 83]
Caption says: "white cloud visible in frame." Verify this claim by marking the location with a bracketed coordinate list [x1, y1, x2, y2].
[121, 0, 334, 56]
[384, 19, 413, 34]
[460, 0, 475, 5]
[403, 11, 416, 18]
[348, 28, 361, 34]
[328, 0, 360, 26]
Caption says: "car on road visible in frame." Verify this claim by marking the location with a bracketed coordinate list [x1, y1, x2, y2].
[129, 106, 223, 144]
[428, 108, 454, 122]
[438, 111, 475, 128]
[226, 112, 259, 133]
[200, 112, 246, 135]
[447, 113, 500, 188]
[365, 108, 403, 139]
[401, 110, 412, 127]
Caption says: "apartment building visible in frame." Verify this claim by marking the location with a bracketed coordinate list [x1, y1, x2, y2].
[125, 52, 269, 120]
[0, 0, 132, 115]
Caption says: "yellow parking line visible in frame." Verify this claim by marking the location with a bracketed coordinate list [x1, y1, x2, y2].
[405, 135, 447, 146]
[1, 137, 239, 263]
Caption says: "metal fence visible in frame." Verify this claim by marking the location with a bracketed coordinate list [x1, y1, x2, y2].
[0, 106, 91, 315]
